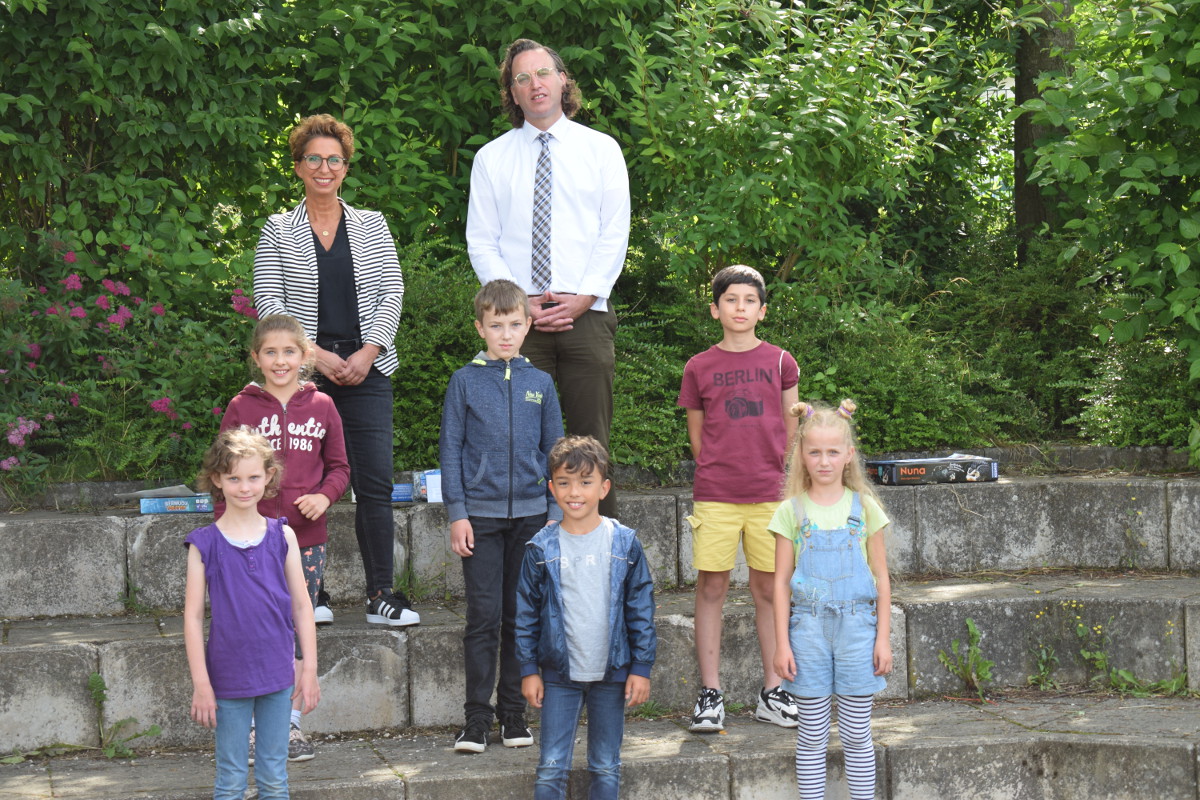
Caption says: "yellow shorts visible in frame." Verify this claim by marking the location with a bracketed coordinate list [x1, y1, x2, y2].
[688, 501, 779, 573]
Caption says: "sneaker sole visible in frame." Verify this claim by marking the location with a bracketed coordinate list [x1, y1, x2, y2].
[454, 741, 487, 753]
[502, 734, 534, 748]
[287, 752, 316, 762]
[755, 707, 799, 728]
[365, 611, 421, 627]
[689, 719, 724, 732]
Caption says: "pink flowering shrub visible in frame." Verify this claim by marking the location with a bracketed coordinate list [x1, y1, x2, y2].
[0, 239, 256, 493]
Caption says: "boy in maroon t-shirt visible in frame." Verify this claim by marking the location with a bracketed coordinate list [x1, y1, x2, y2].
[677, 265, 800, 732]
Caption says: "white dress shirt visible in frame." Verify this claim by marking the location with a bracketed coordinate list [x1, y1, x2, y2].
[466, 117, 630, 312]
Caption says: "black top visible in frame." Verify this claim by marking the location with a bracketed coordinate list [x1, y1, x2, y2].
[315, 212, 360, 344]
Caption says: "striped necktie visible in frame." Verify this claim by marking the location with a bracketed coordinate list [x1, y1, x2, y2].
[531, 131, 552, 292]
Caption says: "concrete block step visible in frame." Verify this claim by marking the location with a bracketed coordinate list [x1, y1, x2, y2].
[4, 576, 1198, 755]
[3, 476, 1199, 621]
[4, 695, 1198, 799]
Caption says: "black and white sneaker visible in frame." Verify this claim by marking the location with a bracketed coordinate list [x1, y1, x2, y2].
[755, 685, 800, 728]
[454, 717, 491, 753]
[366, 592, 420, 627]
[500, 714, 534, 748]
[313, 602, 334, 626]
[689, 686, 725, 732]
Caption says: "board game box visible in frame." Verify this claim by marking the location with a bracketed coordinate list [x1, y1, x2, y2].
[866, 453, 999, 485]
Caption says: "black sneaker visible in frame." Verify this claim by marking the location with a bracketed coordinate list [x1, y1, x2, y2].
[366, 592, 420, 627]
[500, 714, 534, 748]
[689, 686, 725, 732]
[454, 717, 491, 753]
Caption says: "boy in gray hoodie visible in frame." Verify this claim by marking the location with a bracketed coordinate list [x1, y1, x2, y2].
[440, 279, 564, 753]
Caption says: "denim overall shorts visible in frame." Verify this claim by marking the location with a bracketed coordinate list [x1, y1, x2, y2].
[783, 492, 886, 697]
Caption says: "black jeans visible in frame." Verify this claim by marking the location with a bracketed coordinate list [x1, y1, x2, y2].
[461, 514, 545, 721]
[318, 366, 398, 599]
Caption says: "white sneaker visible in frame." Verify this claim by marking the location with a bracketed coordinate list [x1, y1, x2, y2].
[755, 685, 800, 728]
[313, 603, 334, 626]
[689, 686, 725, 732]
[366, 593, 420, 627]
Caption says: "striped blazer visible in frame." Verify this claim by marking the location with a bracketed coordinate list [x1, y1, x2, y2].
[253, 199, 405, 375]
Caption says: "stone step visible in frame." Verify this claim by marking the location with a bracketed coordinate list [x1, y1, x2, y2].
[4, 576, 1198, 755]
[4, 695, 1198, 799]
[2, 475, 1198, 620]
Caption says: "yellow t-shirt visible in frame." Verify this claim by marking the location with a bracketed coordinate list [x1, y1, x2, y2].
[768, 489, 889, 570]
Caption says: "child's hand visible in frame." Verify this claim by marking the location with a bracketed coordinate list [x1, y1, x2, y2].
[295, 493, 331, 521]
[773, 647, 797, 683]
[450, 519, 474, 557]
[293, 671, 321, 714]
[874, 638, 893, 676]
[191, 684, 218, 728]
[625, 675, 650, 707]
[522, 674, 544, 708]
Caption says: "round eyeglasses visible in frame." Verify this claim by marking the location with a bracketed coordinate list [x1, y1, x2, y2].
[300, 155, 347, 171]
[513, 67, 557, 87]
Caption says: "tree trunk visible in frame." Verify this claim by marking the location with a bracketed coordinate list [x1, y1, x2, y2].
[1014, 1, 1074, 263]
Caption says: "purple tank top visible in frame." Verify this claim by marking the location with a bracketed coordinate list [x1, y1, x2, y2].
[185, 518, 295, 699]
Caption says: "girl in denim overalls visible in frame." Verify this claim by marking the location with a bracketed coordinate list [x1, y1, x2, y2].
[770, 400, 892, 800]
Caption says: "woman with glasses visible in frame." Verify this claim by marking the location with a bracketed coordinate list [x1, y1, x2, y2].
[253, 115, 420, 652]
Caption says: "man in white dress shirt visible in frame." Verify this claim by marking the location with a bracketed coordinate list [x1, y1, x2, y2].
[467, 37, 630, 516]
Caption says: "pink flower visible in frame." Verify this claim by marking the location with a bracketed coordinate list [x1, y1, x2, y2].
[102, 279, 117, 293]
[60, 273, 82, 290]
[0, 456, 18, 471]
[122, 244, 131, 251]
[45, 305, 59, 316]
[95, 295, 111, 311]
[151, 303, 165, 316]
[231, 289, 258, 319]
[114, 281, 131, 296]
[212, 406, 223, 416]
[106, 306, 134, 330]
[63, 251, 77, 264]
[44, 413, 55, 421]
[30, 310, 39, 317]
[133, 296, 144, 305]
[28, 343, 41, 360]
[69, 306, 86, 319]
[150, 396, 173, 414]
[38, 286, 47, 295]
[69, 393, 80, 407]
[26, 361, 36, 370]
[181, 422, 193, 430]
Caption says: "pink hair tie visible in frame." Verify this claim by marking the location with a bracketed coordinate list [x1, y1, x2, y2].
[836, 399, 856, 419]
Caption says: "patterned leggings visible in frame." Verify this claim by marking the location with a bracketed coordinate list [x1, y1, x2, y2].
[794, 694, 875, 800]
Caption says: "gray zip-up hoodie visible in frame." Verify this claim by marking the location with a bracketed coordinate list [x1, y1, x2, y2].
[439, 353, 564, 522]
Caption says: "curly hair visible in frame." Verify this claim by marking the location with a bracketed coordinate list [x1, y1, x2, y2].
[499, 38, 582, 128]
[197, 426, 282, 502]
[287, 114, 355, 163]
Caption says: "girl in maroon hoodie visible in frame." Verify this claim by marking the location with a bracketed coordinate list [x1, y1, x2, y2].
[219, 313, 349, 761]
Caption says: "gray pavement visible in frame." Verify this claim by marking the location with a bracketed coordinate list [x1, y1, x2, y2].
[3, 695, 1199, 799]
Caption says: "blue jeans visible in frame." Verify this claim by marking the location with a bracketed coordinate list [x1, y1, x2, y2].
[535, 679, 625, 800]
[319, 367, 397, 597]
[214, 686, 291, 800]
[462, 515, 544, 722]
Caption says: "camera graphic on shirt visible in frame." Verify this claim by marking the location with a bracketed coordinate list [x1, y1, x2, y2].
[725, 394, 763, 420]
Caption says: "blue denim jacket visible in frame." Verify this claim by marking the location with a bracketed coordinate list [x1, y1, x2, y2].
[515, 518, 657, 683]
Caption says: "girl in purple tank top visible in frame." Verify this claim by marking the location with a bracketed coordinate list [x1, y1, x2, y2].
[184, 427, 320, 800]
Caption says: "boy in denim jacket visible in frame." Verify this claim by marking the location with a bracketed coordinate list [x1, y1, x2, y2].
[516, 435, 657, 800]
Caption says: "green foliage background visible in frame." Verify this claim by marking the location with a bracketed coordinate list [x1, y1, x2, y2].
[1, 0, 1197, 497]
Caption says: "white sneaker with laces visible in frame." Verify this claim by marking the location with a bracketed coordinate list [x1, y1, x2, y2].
[689, 686, 725, 732]
[755, 685, 800, 728]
